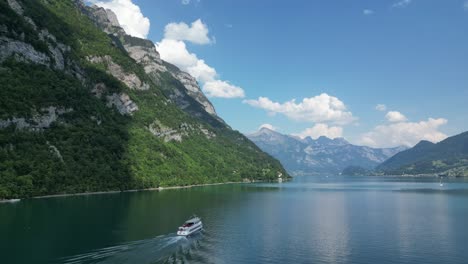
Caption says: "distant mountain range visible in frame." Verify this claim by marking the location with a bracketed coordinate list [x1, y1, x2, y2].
[247, 128, 406, 175]
[377, 131, 468, 176]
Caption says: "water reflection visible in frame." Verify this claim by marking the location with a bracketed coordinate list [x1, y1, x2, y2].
[2, 177, 468, 264]
[308, 191, 350, 263]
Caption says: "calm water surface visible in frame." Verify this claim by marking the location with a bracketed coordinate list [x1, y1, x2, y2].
[1, 176, 468, 264]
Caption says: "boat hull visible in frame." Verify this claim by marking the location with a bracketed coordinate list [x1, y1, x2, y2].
[177, 223, 203, 236]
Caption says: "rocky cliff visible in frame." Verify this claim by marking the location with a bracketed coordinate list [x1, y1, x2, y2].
[81, 5, 219, 122]
[0, 0, 288, 199]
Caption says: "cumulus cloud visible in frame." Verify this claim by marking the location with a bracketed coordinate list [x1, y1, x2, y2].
[375, 104, 387, 111]
[156, 39, 198, 68]
[392, 0, 412, 8]
[97, 1, 241, 99]
[164, 19, 213, 45]
[358, 118, 448, 148]
[259, 124, 277, 131]
[203, 80, 245, 98]
[293, 123, 343, 140]
[89, 0, 150, 38]
[363, 9, 374, 15]
[243, 93, 355, 125]
[385, 111, 407, 122]
[186, 59, 217, 83]
[156, 20, 245, 98]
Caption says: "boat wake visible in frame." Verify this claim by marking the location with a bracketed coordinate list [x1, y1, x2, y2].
[60, 232, 206, 264]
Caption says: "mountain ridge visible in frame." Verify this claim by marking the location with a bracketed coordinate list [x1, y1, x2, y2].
[247, 127, 406, 175]
[0, 0, 288, 199]
[377, 131, 468, 176]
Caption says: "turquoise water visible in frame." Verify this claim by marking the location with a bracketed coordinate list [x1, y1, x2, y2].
[1, 176, 468, 263]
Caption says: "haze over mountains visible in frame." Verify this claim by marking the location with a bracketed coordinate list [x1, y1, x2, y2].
[247, 127, 406, 175]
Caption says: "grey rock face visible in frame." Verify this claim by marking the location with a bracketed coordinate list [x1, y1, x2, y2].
[104, 8, 120, 28]
[83, 5, 126, 36]
[7, 0, 38, 31]
[123, 38, 167, 74]
[87, 55, 149, 90]
[106, 93, 139, 115]
[38, 29, 70, 70]
[171, 71, 217, 115]
[0, 106, 72, 130]
[0, 37, 50, 65]
[81, 5, 220, 120]
[2, 0, 71, 71]
[147, 120, 215, 142]
[148, 120, 186, 142]
[7, 0, 23, 15]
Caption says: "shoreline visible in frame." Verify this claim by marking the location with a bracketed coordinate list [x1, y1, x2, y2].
[29, 181, 248, 200]
[1, 179, 285, 202]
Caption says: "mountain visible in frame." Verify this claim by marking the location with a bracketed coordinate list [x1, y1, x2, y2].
[377, 131, 468, 176]
[341, 166, 371, 176]
[0, 0, 288, 199]
[247, 128, 406, 175]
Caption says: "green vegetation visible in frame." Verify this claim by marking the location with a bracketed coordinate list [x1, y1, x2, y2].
[377, 132, 468, 176]
[0, 0, 288, 199]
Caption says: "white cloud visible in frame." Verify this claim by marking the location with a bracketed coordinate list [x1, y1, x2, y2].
[203, 80, 245, 98]
[186, 59, 217, 83]
[464, 1, 468, 11]
[243, 93, 355, 125]
[293, 123, 343, 140]
[376, 104, 387, 111]
[156, 20, 244, 99]
[392, 0, 412, 8]
[164, 19, 213, 45]
[358, 118, 448, 148]
[259, 124, 277, 131]
[90, 0, 150, 38]
[156, 39, 198, 69]
[363, 9, 374, 15]
[385, 111, 407, 122]
[92, 1, 243, 99]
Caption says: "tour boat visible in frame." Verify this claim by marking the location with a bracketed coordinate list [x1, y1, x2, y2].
[177, 216, 203, 236]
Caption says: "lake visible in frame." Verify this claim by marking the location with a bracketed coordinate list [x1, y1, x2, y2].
[1, 176, 468, 264]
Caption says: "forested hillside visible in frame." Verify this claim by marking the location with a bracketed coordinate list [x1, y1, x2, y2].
[377, 131, 468, 176]
[0, 0, 288, 199]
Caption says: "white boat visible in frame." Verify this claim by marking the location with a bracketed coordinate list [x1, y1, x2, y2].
[177, 216, 203, 236]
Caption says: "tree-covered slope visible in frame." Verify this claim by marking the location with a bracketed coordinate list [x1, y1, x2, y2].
[377, 131, 468, 176]
[0, 0, 288, 199]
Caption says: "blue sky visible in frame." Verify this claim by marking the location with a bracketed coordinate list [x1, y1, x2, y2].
[91, 0, 468, 148]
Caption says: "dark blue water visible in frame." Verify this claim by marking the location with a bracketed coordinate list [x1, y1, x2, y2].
[1, 176, 468, 263]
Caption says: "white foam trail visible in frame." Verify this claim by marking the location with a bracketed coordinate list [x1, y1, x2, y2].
[60, 234, 192, 264]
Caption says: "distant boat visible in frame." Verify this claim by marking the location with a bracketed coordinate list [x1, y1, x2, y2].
[439, 178, 444, 187]
[177, 216, 203, 236]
